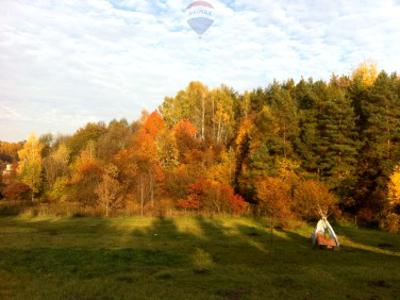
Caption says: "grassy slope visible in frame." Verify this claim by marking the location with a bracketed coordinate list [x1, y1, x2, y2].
[0, 216, 399, 300]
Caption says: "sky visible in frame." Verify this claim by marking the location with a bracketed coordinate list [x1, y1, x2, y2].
[1, 0, 400, 142]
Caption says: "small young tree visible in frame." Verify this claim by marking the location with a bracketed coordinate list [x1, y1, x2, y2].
[293, 179, 338, 221]
[95, 164, 122, 217]
[388, 166, 400, 210]
[384, 166, 400, 232]
[43, 143, 70, 189]
[255, 176, 293, 231]
[70, 141, 103, 207]
[17, 133, 43, 201]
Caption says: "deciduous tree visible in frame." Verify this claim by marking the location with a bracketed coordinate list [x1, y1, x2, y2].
[96, 164, 123, 217]
[17, 133, 43, 201]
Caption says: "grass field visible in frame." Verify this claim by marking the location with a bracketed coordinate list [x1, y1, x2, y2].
[0, 216, 399, 300]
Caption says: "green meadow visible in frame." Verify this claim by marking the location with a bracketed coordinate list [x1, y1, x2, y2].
[0, 216, 399, 300]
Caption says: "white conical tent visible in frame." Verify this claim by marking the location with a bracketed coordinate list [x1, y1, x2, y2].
[312, 217, 340, 248]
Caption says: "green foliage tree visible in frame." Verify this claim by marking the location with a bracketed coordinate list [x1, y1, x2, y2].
[160, 82, 208, 139]
[96, 119, 132, 162]
[67, 122, 107, 158]
[352, 72, 400, 218]
[316, 80, 359, 191]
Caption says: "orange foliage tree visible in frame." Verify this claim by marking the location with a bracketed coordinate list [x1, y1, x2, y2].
[114, 111, 165, 215]
[293, 179, 338, 221]
[173, 119, 199, 163]
[70, 142, 103, 207]
[255, 176, 293, 227]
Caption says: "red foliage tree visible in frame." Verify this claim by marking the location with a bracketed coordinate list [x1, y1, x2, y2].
[177, 178, 247, 214]
[3, 182, 31, 200]
[177, 195, 200, 210]
[220, 184, 247, 215]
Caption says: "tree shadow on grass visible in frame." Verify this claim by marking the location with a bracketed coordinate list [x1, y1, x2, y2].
[235, 219, 400, 299]
[334, 223, 400, 254]
[1, 216, 400, 299]
[127, 216, 400, 299]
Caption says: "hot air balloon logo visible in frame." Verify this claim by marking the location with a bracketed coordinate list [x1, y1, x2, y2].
[186, 1, 215, 38]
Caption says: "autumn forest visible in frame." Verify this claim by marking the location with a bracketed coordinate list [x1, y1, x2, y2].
[1, 63, 400, 233]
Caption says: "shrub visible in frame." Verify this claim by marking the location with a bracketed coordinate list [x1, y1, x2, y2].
[177, 179, 247, 214]
[380, 213, 400, 233]
[47, 176, 68, 201]
[177, 195, 200, 211]
[3, 182, 31, 201]
[357, 207, 379, 227]
[0, 201, 31, 215]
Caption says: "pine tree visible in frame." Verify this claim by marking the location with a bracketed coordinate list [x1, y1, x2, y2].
[317, 80, 359, 192]
[354, 72, 400, 215]
[294, 79, 322, 175]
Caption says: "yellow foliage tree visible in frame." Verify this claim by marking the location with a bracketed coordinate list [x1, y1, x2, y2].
[388, 166, 400, 208]
[96, 164, 122, 217]
[385, 167, 400, 232]
[293, 180, 338, 220]
[352, 61, 378, 87]
[17, 133, 43, 201]
[205, 149, 235, 185]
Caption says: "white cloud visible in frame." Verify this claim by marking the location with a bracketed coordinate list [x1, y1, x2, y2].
[0, 0, 400, 141]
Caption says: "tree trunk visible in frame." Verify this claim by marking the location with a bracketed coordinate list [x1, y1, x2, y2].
[283, 122, 287, 159]
[31, 177, 34, 202]
[150, 175, 154, 208]
[228, 148, 232, 183]
[140, 177, 144, 216]
[201, 94, 205, 140]
[217, 118, 222, 143]
[270, 216, 274, 244]
[212, 97, 215, 140]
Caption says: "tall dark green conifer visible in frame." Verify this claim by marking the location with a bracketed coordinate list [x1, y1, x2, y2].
[353, 72, 400, 216]
[318, 79, 359, 196]
[295, 79, 358, 199]
[294, 79, 322, 175]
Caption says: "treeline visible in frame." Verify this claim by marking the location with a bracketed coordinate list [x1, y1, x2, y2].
[0, 63, 399, 232]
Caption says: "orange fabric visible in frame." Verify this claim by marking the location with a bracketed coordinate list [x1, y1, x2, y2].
[316, 233, 337, 248]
